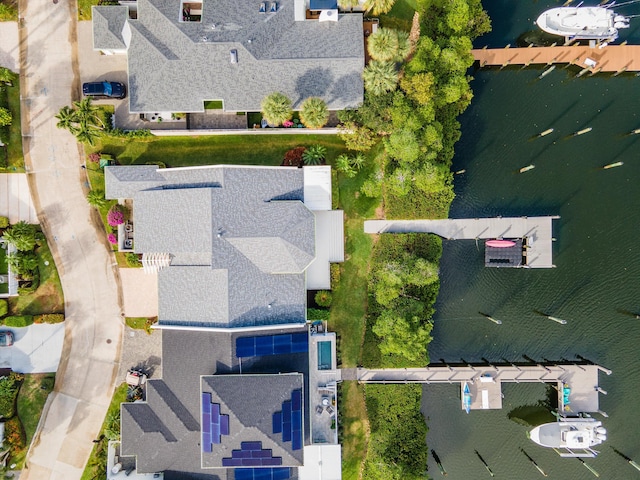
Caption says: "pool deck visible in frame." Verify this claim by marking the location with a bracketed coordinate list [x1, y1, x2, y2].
[308, 330, 340, 445]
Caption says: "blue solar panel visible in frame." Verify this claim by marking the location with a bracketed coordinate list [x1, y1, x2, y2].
[272, 412, 282, 434]
[234, 468, 291, 480]
[292, 389, 302, 411]
[292, 429, 302, 451]
[236, 333, 308, 358]
[221, 414, 229, 435]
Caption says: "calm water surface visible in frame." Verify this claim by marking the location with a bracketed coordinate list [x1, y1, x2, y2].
[422, 2, 640, 479]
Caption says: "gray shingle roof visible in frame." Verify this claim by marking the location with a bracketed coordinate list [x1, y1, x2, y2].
[120, 328, 307, 477]
[92, 5, 129, 50]
[105, 165, 314, 328]
[201, 374, 304, 467]
[95, 0, 364, 112]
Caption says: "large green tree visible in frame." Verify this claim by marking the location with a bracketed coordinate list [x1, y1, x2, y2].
[367, 28, 399, 62]
[6, 251, 38, 278]
[372, 309, 433, 361]
[299, 97, 329, 129]
[260, 92, 293, 126]
[337, 0, 359, 11]
[362, 61, 398, 96]
[2, 221, 38, 252]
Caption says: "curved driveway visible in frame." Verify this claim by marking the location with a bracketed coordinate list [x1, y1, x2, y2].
[18, 0, 123, 478]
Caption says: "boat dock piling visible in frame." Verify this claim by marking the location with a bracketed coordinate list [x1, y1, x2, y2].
[474, 450, 495, 477]
[480, 312, 502, 325]
[603, 161, 623, 169]
[574, 127, 593, 136]
[612, 447, 640, 472]
[539, 128, 554, 137]
[578, 458, 600, 477]
[356, 362, 609, 413]
[472, 44, 640, 73]
[364, 216, 559, 268]
[521, 449, 548, 477]
[431, 450, 448, 476]
[547, 315, 568, 325]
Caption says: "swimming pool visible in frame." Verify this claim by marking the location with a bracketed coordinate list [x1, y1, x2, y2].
[317, 341, 332, 370]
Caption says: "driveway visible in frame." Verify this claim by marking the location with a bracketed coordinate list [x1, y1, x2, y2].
[0, 174, 39, 224]
[0, 324, 64, 373]
[19, 1, 123, 479]
[119, 268, 158, 318]
[0, 22, 19, 72]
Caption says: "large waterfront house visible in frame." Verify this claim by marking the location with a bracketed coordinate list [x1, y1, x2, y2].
[104, 165, 343, 479]
[92, 0, 364, 116]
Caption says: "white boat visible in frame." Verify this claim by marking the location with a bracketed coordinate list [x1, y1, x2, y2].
[529, 417, 607, 457]
[536, 6, 627, 42]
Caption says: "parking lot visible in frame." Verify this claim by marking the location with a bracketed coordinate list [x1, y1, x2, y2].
[0, 324, 65, 373]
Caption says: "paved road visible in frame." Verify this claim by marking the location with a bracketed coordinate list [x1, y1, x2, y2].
[18, 0, 123, 478]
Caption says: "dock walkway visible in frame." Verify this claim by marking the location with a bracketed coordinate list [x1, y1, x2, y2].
[472, 44, 640, 73]
[357, 364, 610, 413]
[364, 216, 559, 268]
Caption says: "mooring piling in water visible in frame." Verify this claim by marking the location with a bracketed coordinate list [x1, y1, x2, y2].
[539, 128, 554, 137]
[539, 65, 556, 79]
[611, 447, 640, 472]
[578, 458, 600, 477]
[631, 128, 640, 134]
[597, 409, 609, 418]
[595, 386, 608, 395]
[603, 161, 623, 169]
[520, 165, 535, 173]
[431, 450, 448, 476]
[573, 127, 592, 136]
[454, 169, 466, 175]
[475, 450, 495, 477]
[521, 449, 548, 477]
[547, 316, 567, 325]
[480, 313, 502, 325]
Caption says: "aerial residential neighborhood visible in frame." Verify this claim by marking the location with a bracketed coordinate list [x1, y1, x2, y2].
[0, 0, 638, 478]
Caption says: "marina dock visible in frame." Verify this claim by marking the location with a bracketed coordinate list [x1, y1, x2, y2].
[364, 216, 559, 268]
[357, 363, 610, 413]
[472, 44, 640, 73]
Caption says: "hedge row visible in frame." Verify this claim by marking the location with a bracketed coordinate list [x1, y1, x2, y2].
[34, 314, 65, 324]
[2, 316, 33, 327]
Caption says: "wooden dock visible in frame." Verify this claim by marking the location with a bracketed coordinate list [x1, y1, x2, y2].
[364, 216, 559, 268]
[472, 44, 640, 73]
[357, 363, 611, 413]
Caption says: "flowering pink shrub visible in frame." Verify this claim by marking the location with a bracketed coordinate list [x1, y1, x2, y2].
[88, 153, 101, 163]
[107, 233, 117, 244]
[283, 120, 294, 128]
[107, 206, 125, 226]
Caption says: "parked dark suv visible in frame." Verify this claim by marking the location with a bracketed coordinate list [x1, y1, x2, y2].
[82, 81, 127, 99]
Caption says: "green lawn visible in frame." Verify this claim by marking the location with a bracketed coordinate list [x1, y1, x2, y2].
[0, 0, 18, 22]
[126, 316, 156, 334]
[17, 374, 55, 447]
[89, 134, 347, 168]
[77, 0, 99, 20]
[379, 0, 417, 31]
[0, 81, 24, 172]
[8, 240, 64, 315]
[81, 383, 128, 480]
[0, 243, 7, 274]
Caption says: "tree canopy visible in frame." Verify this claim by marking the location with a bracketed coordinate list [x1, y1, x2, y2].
[260, 92, 293, 126]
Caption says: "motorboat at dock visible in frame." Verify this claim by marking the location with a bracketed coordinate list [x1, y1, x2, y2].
[536, 6, 629, 42]
[529, 417, 607, 457]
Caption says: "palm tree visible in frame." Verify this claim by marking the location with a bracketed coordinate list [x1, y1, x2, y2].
[55, 106, 80, 135]
[395, 30, 411, 61]
[302, 145, 327, 165]
[299, 97, 329, 129]
[87, 190, 107, 208]
[75, 127, 100, 146]
[261, 92, 293, 126]
[364, 0, 395, 15]
[73, 98, 104, 129]
[338, 0, 359, 11]
[335, 154, 356, 178]
[2, 221, 38, 252]
[6, 251, 38, 277]
[367, 28, 399, 62]
[362, 61, 398, 96]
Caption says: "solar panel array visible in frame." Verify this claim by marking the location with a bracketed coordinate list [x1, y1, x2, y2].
[201, 393, 230, 452]
[222, 441, 283, 467]
[271, 389, 303, 451]
[236, 333, 308, 358]
[234, 467, 291, 480]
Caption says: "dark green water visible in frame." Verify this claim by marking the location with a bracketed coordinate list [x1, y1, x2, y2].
[422, 2, 640, 479]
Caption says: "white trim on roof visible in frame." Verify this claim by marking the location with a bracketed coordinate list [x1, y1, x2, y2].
[306, 210, 344, 290]
[303, 166, 332, 211]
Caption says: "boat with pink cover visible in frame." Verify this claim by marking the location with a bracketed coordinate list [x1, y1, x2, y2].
[486, 239, 516, 248]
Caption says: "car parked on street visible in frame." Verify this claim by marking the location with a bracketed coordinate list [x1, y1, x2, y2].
[82, 81, 126, 99]
[0, 331, 14, 347]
